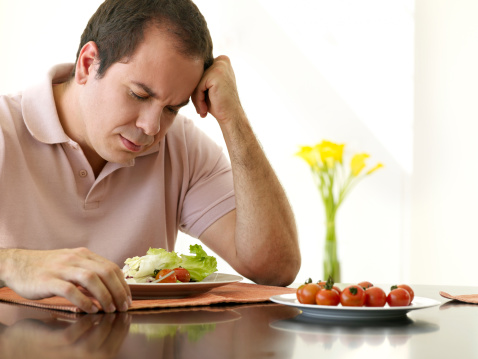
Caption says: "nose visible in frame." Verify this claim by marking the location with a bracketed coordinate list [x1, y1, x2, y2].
[136, 108, 162, 136]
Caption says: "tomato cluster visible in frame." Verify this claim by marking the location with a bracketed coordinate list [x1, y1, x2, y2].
[155, 267, 191, 283]
[296, 278, 414, 307]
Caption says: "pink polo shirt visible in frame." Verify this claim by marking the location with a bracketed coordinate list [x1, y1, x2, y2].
[0, 64, 235, 266]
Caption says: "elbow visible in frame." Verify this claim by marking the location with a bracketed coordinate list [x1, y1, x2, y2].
[267, 256, 301, 287]
[244, 246, 301, 287]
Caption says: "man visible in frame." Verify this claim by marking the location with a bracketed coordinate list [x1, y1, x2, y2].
[0, 0, 300, 313]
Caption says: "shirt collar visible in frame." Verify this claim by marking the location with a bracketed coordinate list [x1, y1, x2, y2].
[22, 63, 73, 144]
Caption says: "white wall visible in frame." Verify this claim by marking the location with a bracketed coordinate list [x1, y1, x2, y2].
[412, 0, 478, 285]
[183, 0, 411, 285]
[1, 0, 415, 285]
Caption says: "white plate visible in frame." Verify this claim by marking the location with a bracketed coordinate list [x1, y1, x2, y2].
[129, 273, 242, 299]
[269, 293, 440, 321]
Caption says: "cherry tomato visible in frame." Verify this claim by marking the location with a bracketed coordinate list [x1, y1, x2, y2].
[317, 281, 341, 295]
[364, 287, 386, 307]
[397, 284, 414, 303]
[173, 267, 191, 282]
[155, 269, 177, 283]
[296, 283, 321, 304]
[316, 289, 340, 306]
[358, 281, 374, 289]
[340, 285, 366, 307]
[387, 287, 411, 307]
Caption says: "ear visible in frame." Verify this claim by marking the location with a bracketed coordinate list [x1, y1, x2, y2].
[75, 41, 99, 85]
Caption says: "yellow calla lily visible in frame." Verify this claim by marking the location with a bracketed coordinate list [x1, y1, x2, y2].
[350, 153, 370, 176]
[295, 146, 318, 167]
[366, 163, 384, 175]
[316, 140, 344, 167]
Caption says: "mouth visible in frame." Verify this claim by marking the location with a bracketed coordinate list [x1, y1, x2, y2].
[120, 135, 143, 152]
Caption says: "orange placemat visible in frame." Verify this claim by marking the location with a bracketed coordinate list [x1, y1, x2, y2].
[0, 283, 296, 313]
[439, 291, 478, 304]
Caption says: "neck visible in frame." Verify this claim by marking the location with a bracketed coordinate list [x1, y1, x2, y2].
[53, 82, 107, 177]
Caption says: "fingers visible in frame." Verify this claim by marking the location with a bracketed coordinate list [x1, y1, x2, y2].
[50, 280, 100, 314]
[60, 250, 132, 313]
[86, 250, 132, 311]
[9, 248, 132, 313]
[94, 252, 132, 300]
[192, 79, 209, 118]
[192, 55, 229, 118]
[191, 55, 243, 124]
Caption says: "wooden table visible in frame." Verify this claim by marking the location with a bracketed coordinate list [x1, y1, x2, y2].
[0, 284, 476, 358]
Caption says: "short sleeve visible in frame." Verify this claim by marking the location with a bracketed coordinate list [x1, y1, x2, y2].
[178, 119, 235, 238]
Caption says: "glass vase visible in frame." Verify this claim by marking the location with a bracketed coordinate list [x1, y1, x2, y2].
[323, 219, 341, 283]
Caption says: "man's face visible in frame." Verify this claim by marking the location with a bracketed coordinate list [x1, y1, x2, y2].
[77, 26, 204, 166]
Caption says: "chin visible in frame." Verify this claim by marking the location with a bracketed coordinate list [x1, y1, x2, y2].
[100, 151, 137, 165]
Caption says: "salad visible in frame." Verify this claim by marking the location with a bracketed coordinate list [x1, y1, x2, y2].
[123, 244, 218, 283]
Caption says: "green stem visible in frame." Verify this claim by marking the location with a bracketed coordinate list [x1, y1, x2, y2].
[323, 214, 341, 282]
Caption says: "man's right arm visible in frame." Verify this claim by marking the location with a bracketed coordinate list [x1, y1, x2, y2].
[0, 247, 131, 313]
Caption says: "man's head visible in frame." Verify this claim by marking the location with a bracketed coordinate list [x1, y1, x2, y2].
[72, 0, 213, 79]
[56, 0, 211, 174]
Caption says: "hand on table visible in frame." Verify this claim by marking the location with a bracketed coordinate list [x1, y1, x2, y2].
[1, 248, 131, 313]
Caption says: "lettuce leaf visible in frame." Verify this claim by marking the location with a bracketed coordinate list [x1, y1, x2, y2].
[123, 248, 181, 281]
[179, 244, 217, 282]
[123, 245, 217, 282]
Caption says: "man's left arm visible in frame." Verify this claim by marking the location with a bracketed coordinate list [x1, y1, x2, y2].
[192, 56, 301, 286]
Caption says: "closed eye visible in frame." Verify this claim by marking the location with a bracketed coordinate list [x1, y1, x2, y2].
[129, 90, 149, 101]
[166, 107, 179, 115]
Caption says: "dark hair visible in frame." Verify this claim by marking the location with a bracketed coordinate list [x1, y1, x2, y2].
[72, 0, 213, 78]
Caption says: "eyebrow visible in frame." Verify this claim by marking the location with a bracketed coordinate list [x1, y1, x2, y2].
[132, 81, 190, 108]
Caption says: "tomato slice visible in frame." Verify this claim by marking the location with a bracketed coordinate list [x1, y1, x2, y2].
[155, 269, 177, 283]
[173, 267, 191, 282]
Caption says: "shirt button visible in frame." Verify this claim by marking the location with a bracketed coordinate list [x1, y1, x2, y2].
[79, 169, 88, 178]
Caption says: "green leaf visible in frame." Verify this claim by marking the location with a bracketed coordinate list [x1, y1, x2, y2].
[123, 248, 181, 281]
[179, 245, 217, 282]
[124, 245, 218, 283]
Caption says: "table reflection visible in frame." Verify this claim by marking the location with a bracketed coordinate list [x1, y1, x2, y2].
[439, 300, 478, 310]
[0, 302, 300, 359]
[0, 311, 130, 359]
[128, 306, 242, 343]
[121, 304, 300, 358]
[270, 314, 440, 350]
